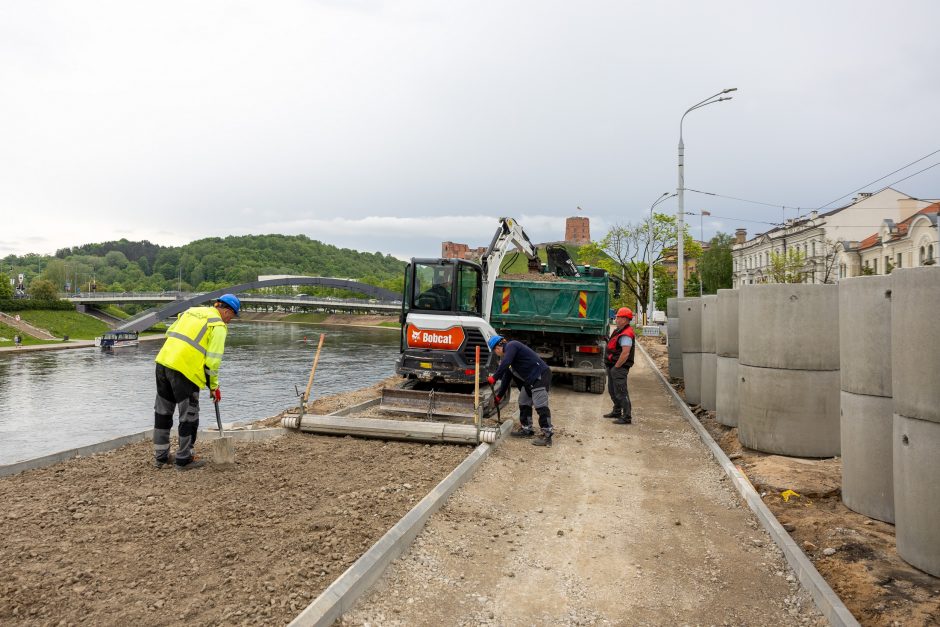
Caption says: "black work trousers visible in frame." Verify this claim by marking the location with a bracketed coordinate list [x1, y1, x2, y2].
[153, 363, 201, 465]
[606, 365, 631, 418]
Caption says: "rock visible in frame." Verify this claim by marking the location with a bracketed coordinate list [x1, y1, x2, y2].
[782, 523, 796, 532]
[802, 541, 817, 551]
[557, 530, 564, 536]
[822, 548, 836, 556]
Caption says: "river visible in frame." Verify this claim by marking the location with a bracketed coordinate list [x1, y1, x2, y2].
[0, 322, 401, 465]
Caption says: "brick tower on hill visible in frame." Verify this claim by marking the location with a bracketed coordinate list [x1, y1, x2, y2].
[565, 216, 590, 245]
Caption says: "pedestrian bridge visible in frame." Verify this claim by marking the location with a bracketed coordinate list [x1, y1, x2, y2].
[65, 277, 401, 333]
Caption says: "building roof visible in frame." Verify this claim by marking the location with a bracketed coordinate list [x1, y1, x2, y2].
[857, 202, 940, 251]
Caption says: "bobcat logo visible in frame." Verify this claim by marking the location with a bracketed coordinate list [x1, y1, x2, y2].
[411, 329, 422, 342]
[405, 324, 465, 350]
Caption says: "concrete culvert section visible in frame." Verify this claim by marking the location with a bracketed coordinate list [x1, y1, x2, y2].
[700, 294, 718, 411]
[666, 297, 685, 379]
[678, 298, 703, 404]
[716, 289, 740, 427]
[738, 284, 841, 457]
[839, 275, 894, 523]
[890, 267, 940, 577]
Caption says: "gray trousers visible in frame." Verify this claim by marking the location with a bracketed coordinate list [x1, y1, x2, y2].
[607, 365, 631, 418]
[517, 369, 553, 435]
[154, 364, 201, 464]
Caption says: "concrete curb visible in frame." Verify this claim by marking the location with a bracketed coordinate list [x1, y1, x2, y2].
[0, 427, 286, 477]
[638, 343, 859, 627]
[288, 418, 515, 627]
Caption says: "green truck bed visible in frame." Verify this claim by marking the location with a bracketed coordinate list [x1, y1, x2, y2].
[489, 275, 610, 333]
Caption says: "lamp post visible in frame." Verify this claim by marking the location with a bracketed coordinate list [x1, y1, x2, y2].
[647, 191, 676, 322]
[677, 87, 736, 297]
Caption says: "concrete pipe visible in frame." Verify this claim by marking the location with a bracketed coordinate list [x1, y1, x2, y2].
[839, 275, 892, 397]
[667, 318, 683, 379]
[716, 356, 739, 427]
[679, 298, 703, 354]
[894, 414, 940, 577]
[841, 391, 894, 523]
[716, 289, 739, 358]
[701, 295, 717, 354]
[739, 284, 840, 371]
[891, 268, 940, 424]
[700, 352, 717, 411]
[682, 352, 702, 405]
[738, 364, 840, 457]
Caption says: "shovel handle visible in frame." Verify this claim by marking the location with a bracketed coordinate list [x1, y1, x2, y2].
[214, 397, 224, 436]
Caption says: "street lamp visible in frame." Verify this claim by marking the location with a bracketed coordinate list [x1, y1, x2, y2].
[677, 87, 736, 297]
[647, 191, 676, 322]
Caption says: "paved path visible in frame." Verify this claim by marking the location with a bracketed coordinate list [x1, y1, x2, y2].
[0, 311, 56, 339]
[339, 352, 825, 626]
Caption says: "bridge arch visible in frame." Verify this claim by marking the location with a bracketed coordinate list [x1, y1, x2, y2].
[117, 277, 399, 332]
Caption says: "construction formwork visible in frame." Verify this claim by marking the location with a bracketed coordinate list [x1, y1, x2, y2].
[666, 297, 685, 379]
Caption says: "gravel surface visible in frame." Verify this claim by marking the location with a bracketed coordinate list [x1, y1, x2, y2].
[340, 348, 825, 625]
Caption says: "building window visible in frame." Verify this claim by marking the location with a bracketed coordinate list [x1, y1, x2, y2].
[896, 253, 902, 269]
[920, 246, 926, 265]
[873, 258, 878, 274]
[885, 255, 891, 272]
[929, 245, 936, 264]
[812, 241, 816, 257]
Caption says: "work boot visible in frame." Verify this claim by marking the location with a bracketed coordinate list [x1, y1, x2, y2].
[613, 416, 633, 425]
[154, 453, 174, 469]
[510, 427, 535, 438]
[532, 433, 553, 447]
[603, 409, 621, 418]
[175, 457, 207, 471]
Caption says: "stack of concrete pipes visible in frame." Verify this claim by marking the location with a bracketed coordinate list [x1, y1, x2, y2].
[738, 285, 841, 457]
[666, 298, 684, 379]
[891, 268, 940, 577]
[839, 276, 894, 523]
[678, 298, 703, 405]
[715, 289, 740, 427]
[700, 295, 718, 411]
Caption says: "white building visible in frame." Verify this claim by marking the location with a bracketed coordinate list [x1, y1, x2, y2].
[836, 202, 939, 277]
[731, 188, 937, 286]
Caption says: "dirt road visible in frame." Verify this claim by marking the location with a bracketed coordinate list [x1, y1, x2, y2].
[340, 354, 824, 625]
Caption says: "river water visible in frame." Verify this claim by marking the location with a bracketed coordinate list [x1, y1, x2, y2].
[0, 322, 401, 465]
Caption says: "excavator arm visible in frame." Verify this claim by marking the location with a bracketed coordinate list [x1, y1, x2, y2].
[480, 217, 542, 319]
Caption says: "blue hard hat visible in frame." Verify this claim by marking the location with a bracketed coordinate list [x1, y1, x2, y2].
[216, 294, 241, 316]
[487, 335, 504, 351]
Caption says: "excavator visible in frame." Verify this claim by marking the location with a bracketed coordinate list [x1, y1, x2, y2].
[380, 218, 542, 418]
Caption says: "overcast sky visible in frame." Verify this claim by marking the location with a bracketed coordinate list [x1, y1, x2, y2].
[2, 1, 939, 261]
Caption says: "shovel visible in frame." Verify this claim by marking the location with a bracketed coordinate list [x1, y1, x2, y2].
[210, 397, 235, 465]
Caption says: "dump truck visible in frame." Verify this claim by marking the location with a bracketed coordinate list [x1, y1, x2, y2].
[490, 261, 613, 393]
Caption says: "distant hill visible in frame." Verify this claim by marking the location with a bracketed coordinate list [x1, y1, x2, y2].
[4, 235, 406, 294]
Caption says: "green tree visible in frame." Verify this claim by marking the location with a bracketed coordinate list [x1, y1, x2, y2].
[104, 250, 129, 268]
[0, 272, 13, 299]
[582, 213, 701, 315]
[29, 278, 59, 301]
[699, 233, 734, 294]
[769, 249, 807, 283]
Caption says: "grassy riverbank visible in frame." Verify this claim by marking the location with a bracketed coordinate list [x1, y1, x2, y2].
[15, 310, 109, 340]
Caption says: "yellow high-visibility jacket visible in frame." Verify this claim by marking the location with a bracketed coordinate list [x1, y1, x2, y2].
[155, 306, 228, 390]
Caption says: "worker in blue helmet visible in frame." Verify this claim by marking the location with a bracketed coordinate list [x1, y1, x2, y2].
[486, 334, 555, 447]
[152, 293, 240, 470]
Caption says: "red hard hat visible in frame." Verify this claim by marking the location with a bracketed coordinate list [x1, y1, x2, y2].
[616, 307, 633, 320]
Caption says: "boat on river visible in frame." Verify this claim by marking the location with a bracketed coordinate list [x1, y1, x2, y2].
[94, 330, 139, 350]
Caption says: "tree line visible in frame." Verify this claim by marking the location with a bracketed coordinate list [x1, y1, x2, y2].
[1, 234, 406, 298]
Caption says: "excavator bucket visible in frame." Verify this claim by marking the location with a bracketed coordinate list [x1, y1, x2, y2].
[380, 386, 496, 420]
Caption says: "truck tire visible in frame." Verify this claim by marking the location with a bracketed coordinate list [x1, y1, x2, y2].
[588, 376, 606, 394]
[572, 375, 588, 393]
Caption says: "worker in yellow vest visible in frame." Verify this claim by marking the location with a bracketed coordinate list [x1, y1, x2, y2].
[153, 294, 240, 470]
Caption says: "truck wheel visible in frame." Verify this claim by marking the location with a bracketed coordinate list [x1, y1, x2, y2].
[588, 376, 606, 394]
[572, 375, 587, 392]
